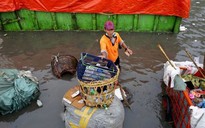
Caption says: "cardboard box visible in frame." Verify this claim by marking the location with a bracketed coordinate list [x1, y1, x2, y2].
[63, 85, 85, 109]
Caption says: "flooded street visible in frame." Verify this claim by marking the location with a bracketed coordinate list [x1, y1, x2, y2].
[0, 0, 205, 128]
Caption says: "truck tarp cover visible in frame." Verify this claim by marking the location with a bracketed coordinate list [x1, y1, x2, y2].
[0, 0, 190, 18]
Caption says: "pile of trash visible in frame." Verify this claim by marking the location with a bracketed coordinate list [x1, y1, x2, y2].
[63, 88, 124, 128]
[62, 53, 125, 128]
[163, 59, 205, 127]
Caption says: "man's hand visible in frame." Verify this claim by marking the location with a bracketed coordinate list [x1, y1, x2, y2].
[98, 52, 107, 59]
[98, 55, 105, 59]
[125, 48, 133, 56]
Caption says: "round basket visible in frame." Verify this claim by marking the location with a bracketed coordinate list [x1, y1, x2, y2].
[78, 67, 120, 108]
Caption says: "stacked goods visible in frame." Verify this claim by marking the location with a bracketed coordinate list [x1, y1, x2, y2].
[77, 53, 119, 108]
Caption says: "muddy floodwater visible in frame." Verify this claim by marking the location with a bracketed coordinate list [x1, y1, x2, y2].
[0, 0, 205, 128]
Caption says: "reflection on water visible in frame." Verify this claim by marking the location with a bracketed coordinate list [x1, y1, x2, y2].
[0, 1, 205, 128]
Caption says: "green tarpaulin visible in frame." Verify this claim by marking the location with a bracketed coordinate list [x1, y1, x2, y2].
[0, 69, 40, 115]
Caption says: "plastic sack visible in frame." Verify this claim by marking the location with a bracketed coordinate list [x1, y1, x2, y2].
[0, 69, 40, 115]
[190, 106, 205, 128]
[173, 74, 186, 91]
[63, 96, 124, 128]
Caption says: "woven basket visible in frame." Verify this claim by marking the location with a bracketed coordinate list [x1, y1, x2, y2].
[77, 53, 119, 107]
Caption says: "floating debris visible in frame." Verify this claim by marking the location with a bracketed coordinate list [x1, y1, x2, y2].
[37, 100, 43, 107]
[180, 25, 187, 31]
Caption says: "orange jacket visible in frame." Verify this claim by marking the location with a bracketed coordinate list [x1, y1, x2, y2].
[100, 32, 123, 62]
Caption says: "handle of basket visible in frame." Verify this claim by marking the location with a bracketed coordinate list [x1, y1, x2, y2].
[80, 53, 87, 60]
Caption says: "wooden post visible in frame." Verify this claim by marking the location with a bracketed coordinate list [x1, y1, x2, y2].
[158, 44, 176, 70]
[184, 49, 205, 78]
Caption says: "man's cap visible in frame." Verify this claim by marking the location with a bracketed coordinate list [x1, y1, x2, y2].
[104, 21, 114, 30]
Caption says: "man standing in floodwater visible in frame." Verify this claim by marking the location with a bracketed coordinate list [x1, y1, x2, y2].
[99, 20, 133, 69]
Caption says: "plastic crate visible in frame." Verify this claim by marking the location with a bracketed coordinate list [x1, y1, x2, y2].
[76, 53, 119, 107]
[164, 63, 205, 128]
[77, 52, 118, 81]
[166, 85, 192, 128]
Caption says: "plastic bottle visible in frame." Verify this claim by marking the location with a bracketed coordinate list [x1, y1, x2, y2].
[84, 66, 112, 80]
[90, 88, 96, 95]
[103, 104, 108, 110]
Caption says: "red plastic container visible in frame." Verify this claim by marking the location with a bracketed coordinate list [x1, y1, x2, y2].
[164, 65, 205, 127]
[166, 85, 192, 128]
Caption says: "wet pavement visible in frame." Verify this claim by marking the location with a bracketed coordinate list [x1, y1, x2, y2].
[0, 0, 205, 128]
